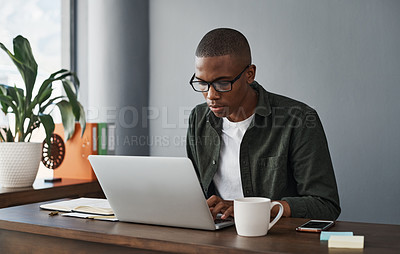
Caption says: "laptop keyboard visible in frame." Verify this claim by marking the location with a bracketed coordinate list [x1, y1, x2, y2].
[214, 217, 234, 224]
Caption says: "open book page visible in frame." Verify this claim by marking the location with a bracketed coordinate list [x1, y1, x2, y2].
[61, 212, 118, 221]
[40, 198, 114, 215]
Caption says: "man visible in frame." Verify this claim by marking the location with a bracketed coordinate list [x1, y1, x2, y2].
[186, 28, 340, 221]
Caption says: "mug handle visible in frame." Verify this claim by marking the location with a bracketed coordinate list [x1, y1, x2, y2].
[268, 201, 284, 230]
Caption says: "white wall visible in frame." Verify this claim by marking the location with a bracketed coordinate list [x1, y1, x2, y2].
[149, 0, 400, 224]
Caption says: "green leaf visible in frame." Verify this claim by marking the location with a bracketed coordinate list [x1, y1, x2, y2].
[24, 114, 39, 139]
[15, 86, 25, 107]
[0, 84, 24, 98]
[0, 85, 9, 114]
[39, 95, 65, 112]
[15, 87, 25, 131]
[0, 128, 6, 142]
[12, 36, 38, 103]
[7, 86, 18, 100]
[38, 87, 53, 105]
[68, 72, 80, 94]
[0, 85, 7, 95]
[35, 78, 53, 102]
[52, 70, 80, 92]
[62, 79, 80, 118]
[0, 36, 38, 104]
[0, 84, 24, 114]
[6, 128, 14, 142]
[62, 78, 77, 94]
[77, 101, 86, 136]
[36, 71, 70, 98]
[8, 86, 24, 109]
[0, 94, 18, 113]
[56, 100, 75, 141]
[38, 114, 55, 145]
[33, 70, 75, 110]
[50, 69, 69, 79]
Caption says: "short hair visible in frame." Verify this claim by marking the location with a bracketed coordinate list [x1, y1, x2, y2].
[195, 28, 251, 64]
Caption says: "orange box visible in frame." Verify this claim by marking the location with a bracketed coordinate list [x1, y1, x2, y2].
[53, 123, 98, 180]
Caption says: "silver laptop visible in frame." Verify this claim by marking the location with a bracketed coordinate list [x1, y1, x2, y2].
[88, 155, 234, 230]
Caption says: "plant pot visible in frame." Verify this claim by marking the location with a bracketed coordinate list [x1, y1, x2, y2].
[0, 142, 43, 188]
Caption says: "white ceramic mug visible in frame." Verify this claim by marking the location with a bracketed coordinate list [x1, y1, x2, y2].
[234, 197, 284, 237]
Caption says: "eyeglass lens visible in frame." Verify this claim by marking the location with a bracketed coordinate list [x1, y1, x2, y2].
[191, 81, 231, 92]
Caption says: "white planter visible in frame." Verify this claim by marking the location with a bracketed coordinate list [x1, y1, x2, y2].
[0, 142, 42, 188]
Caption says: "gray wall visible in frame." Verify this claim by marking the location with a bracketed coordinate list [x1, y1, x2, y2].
[77, 0, 149, 155]
[149, 0, 400, 224]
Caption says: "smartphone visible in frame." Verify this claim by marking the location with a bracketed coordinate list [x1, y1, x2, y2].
[296, 220, 335, 232]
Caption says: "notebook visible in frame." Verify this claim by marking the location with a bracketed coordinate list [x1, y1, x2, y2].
[40, 197, 113, 215]
[88, 155, 234, 230]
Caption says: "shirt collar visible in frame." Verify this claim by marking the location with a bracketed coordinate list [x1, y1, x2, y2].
[250, 81, 271, 117]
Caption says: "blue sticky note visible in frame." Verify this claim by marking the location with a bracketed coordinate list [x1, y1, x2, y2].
[320, 231, 353, 241]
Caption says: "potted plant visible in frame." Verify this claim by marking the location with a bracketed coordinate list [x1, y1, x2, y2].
[0, 35, 85, 188]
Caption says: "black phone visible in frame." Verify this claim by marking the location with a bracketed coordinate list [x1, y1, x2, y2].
[295, 220, 335, 232]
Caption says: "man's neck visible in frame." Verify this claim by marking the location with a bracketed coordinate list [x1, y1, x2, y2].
[227, 87, 258, 122]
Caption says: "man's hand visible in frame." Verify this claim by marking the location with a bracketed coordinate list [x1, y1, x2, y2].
[206, 196, 291, 219]
[272, 200, 291, 217]
[206, 195, 233, 220]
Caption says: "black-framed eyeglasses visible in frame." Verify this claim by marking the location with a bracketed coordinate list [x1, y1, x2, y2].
[189, 64, 250, 93]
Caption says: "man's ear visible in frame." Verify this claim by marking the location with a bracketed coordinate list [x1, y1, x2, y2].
[246, 64, 256, 84]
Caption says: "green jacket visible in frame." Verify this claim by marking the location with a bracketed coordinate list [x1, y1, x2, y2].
[186, 81, 341, 220]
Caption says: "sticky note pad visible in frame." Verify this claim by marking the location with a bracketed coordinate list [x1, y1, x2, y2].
[320, 231, 353, 241]
[328, 235, 364, 249]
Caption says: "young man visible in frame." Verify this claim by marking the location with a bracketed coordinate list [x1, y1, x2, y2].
[186, 28, 340, 220]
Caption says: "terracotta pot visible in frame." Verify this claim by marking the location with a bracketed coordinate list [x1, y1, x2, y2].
[0, 142, 42, 188]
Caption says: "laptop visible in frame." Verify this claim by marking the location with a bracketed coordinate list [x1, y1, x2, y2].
[88, 155, 234, 230]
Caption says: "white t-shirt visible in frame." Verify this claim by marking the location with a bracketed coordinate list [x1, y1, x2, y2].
[213, 114, 255, 200]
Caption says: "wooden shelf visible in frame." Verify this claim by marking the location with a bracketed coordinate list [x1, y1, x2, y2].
[0, 178, 104, 208]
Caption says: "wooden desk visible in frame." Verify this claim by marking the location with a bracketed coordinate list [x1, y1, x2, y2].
[0, 178, 104, 208]
[0, 201, 399, 253]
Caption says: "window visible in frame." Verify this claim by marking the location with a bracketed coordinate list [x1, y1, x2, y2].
[0, 0, 63, 179]
[0, 0, 62, 84]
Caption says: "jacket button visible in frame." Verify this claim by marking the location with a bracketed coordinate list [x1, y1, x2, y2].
[212, 160, 216, 165]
